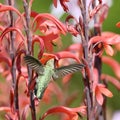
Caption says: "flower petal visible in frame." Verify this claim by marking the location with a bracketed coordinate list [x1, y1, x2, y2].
[99, 86, 113, 98]
[95, 86, 104, 105]
[104, 44, 114, 56]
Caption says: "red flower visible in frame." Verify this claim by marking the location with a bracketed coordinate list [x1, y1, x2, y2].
[95, 84, 113, 105]
[93, 69, 113, 105]
[102, 56, 120, 79]
[40, 105, 86, 120]
[89, 32, 120, 56]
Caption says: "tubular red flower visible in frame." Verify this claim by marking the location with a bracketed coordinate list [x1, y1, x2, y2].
[102, 56, 120, 79]
[32, 13, 67, 35]
[40, 105, 86, 120]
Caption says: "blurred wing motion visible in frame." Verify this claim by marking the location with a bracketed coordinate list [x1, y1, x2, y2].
[24, 55, 44, 75]
[52, 63, 85, 79]
[24, 55, 85, 99]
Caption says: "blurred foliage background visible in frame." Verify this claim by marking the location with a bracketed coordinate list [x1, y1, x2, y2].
[0, 0, 120, 119]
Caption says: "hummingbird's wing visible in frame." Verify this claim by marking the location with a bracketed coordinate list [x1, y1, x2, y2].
[24, 55, 44, 75]
[52, 63, 85, 79]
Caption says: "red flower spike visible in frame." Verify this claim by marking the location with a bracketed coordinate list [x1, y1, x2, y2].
[102, 56, 120, 79]
[40, 106, 86, 120]
[0, 3, 22, 18]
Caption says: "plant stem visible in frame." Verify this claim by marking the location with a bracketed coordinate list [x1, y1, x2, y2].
[7, 0, 20, 119]
[80, 0, 94, 120]
[23, 0, 36, 120]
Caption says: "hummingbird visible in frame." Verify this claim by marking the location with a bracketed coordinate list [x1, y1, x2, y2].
[24, 55, 84, 99]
